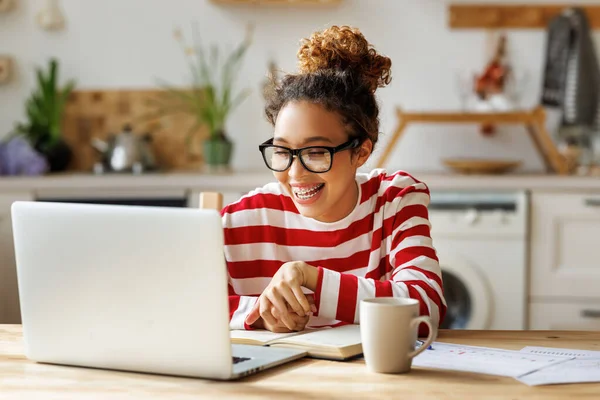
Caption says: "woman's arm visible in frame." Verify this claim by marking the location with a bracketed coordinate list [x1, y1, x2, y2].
[300, 185, 447, 336]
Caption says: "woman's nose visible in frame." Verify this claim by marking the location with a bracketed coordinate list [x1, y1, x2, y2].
[288, 155, 308, 179]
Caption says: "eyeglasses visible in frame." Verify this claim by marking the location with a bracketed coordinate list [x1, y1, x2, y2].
[258, 138, 361, 173]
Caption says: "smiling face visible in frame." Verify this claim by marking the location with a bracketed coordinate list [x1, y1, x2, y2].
[271, 101, 372, 223]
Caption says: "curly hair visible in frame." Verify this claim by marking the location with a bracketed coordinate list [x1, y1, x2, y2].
[265, 25, 392, 150]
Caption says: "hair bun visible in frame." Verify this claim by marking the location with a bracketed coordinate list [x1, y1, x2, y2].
[297, 25, 391, 93]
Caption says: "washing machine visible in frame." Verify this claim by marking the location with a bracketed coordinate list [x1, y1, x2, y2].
[428, 191, 528, 330]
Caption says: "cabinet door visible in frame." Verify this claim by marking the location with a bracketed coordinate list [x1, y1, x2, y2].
[0, 193, 34, 324]
[530, 192, 600, 299]
[530, 301, 600, 330]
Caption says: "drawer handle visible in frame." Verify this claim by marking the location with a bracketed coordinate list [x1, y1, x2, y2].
[581, 309, 600, 319]
[584, 198, 600, 207]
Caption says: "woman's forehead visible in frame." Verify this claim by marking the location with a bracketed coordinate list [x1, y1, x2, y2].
[274, 101, 347, 145]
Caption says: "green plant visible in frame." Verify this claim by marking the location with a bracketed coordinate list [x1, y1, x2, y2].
[15, 58, 75, 151]
[148, 24, 252, 148]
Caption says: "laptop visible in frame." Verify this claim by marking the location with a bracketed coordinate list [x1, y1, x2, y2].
[11, 201, 306, 380]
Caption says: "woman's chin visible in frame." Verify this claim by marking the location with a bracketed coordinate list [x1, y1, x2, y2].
[294, 199, 327, 220]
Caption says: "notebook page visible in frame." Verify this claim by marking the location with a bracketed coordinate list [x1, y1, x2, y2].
[230, 330, 301, 345]
[517, 347, 600, 386]
[278, 324, 361, 348]
[411, 342, 571, 378]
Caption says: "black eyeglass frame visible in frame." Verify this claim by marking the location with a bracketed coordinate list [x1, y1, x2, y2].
[258, 137, 362, 173]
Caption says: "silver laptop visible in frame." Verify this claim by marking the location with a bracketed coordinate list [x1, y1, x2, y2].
[11, 201, 306, 380]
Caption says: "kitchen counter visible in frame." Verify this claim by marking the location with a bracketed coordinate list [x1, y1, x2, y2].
[0, 170, 600, 193]
[1, 325, 599, 399]
[421, 173, 600, 192]
[0, 171, 275, 193]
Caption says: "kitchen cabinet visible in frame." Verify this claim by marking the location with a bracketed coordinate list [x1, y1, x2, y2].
[0, 192, 34, 324]
[530, 192, 600, 299]
[529, 301, 600, 330]
[529, 191, 600, 330]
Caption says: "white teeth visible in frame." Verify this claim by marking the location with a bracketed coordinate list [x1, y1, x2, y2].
[293, 184, 324, 200]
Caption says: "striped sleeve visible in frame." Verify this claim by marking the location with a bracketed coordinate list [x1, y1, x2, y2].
[313, 179, 446, 337]
[227, 282, 259, 330]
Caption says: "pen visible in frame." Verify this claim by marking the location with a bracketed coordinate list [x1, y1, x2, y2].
[416, 340, 434, 350]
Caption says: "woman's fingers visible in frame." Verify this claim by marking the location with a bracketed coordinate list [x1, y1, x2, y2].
[279, 284, 309, 317]
[259, 296, 278, 327]
[245, 302, 261, 326]
[266, 291, 296, 330]
[306, 293, 318, 313]
[266, 289, 288, 316]
[286, 286, 311, 316]
[270, 325, 293, 333]
[272, 307, 310, 331]
[292, 314, 310, 331]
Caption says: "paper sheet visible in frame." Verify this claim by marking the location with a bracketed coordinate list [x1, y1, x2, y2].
[411, 342, 571, 378]
[517, 347, 600, 386]
[520, 346, 600, 359]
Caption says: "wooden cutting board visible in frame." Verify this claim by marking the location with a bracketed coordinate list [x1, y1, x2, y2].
[62, 89, 208, 172]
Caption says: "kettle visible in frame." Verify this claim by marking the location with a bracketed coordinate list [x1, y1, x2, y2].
[91, 124, 157, 174]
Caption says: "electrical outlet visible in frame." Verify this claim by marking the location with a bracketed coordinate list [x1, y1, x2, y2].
[0, 56, 12, 84]
[0, 0, 14, 13]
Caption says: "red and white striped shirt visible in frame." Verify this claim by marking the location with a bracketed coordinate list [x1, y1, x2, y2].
[221, 169, 446, 335]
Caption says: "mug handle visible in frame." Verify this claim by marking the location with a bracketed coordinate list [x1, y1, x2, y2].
[407, 316, 434, 359]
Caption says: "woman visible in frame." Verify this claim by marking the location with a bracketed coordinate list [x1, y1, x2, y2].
[222, 25, 446, 334]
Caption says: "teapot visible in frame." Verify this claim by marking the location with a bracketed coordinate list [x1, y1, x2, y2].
[91, 124, 157, 174]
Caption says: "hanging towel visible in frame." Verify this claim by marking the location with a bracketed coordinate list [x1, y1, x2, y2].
[540, 8, 600, 128]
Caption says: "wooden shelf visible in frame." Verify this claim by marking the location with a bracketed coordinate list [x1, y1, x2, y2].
[449, 4, 600, 29]
[210, 0, 341, 5]
[394, 110, 536, 125]
[376, 106, 569, 175]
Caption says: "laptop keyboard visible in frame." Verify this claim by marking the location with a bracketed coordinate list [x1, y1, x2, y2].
[233, 356, 251, 364]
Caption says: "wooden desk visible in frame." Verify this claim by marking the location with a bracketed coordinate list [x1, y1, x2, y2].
[1, 325, 599, 399]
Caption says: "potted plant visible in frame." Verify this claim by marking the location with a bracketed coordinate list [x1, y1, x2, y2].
[149, 25, 252, 171]
[14, 58, 75, 172]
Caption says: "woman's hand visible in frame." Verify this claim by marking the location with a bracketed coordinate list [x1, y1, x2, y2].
[250, 302, 313, 333]
[245, 261, 318, 331]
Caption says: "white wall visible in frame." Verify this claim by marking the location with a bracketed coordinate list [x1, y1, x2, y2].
[2, 0, 600, 173]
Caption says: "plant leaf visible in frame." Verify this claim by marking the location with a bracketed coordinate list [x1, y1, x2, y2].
[227, 88, 251, 116]
[150, 23, 252, 140]
[221, 36, 250, 114]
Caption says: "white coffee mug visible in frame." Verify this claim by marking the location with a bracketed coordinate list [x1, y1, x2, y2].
[360, 297, 435, 374]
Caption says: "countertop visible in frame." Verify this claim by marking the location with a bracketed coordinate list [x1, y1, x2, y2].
[0, 170, 600, 193]
[1, 325, 599, 399]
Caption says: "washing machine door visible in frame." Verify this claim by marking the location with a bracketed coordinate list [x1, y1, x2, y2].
[438, 253, 493, 330]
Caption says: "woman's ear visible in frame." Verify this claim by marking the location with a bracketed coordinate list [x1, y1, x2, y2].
[354, 139, 373, 168]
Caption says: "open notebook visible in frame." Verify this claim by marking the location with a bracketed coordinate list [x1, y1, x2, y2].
[230, 324, 362, 361]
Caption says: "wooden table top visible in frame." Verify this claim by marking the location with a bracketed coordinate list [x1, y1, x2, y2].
[1, 325, 599, 399]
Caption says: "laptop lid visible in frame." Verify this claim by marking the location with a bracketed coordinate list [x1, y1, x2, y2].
[11, 201, 234, 379]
